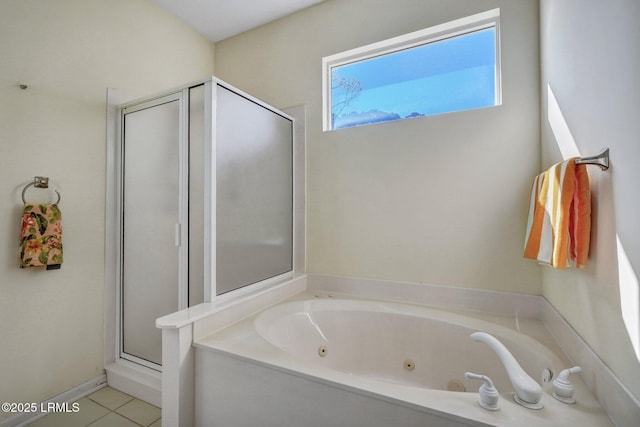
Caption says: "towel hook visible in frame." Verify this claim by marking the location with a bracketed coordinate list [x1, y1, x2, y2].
[21, 176, 61, 204]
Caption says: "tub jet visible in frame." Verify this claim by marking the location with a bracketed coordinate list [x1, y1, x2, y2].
[318, 345, 328, 357]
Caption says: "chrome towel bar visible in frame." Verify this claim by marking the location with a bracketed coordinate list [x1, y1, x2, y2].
[575, 148, 610, 170]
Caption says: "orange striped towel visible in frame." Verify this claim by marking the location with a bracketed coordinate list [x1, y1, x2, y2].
[523, 159, 591, 269]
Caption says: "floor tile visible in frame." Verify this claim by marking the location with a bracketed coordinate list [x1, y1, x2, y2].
[88, 387, 134, 410]
[29, 397, 109, 427]
[27, 386, 163, 427]
[115, 399, 161, 426]
[29, 413, 79, 427]
[87, 411, 140, 427]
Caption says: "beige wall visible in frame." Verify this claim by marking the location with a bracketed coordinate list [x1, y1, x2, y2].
[540, 0, 640, 400]
[215, 0, 542, 294]
[0, 0, 214, 416]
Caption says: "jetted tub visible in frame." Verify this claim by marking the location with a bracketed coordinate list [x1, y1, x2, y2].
[193, 294, 613, 426]
[253, 298, 561, 394]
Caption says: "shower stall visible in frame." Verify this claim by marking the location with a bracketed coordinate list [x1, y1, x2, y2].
[104, 77, 301, 404]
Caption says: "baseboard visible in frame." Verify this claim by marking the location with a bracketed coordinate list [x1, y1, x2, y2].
[105, 360, 161, 408]
[0, 375, 106, 427]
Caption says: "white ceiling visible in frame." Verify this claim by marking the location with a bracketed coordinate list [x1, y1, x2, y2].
[153, 0, 325, 42]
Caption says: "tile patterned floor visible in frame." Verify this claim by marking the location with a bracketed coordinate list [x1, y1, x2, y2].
[29, 387, 161, 427]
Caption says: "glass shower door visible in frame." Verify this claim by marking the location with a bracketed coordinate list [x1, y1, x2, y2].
[121, 94, 183, 368]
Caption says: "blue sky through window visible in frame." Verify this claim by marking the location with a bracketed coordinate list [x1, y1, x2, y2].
[331, 28, 497, 129]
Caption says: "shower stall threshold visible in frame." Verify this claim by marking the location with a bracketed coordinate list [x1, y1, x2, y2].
[105, 360, 161, 407]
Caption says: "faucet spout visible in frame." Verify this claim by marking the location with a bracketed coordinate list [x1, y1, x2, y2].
[470, 332, 543, 409]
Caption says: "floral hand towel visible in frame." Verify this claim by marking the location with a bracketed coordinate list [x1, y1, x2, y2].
[19, 204, 63, 269]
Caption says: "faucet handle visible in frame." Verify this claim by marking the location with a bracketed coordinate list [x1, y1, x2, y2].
[552, 366, 582, 404]
[465, 372, 500, 411]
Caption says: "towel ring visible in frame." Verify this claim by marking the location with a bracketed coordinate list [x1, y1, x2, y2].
[21, 177, 61, 205]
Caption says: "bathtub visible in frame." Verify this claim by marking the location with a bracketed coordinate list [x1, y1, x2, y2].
[253, 298, 559, 394]
[192, 290, 613, 427]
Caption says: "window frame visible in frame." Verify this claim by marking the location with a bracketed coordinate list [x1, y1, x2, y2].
[322, 8, 501, 131]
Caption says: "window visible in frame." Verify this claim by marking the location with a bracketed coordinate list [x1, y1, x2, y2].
[322, 9, 501, 131]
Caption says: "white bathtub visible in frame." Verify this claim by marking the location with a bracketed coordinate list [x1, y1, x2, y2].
[193, 291, 613, 427]
[253, 298, 561, 394]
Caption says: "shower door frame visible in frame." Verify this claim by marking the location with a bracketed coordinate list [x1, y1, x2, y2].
[116, 89, 190, 372]
[104, 77, 302, 404]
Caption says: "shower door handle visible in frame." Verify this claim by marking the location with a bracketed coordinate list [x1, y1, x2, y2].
[174, 223, 182, 247]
